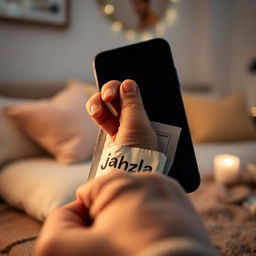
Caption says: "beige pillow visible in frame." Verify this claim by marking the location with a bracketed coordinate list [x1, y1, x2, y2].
[67, 79, 97, 97]
[0, 96, 44, 166]
[183, 91, 256, 143]
[6, 83, 99, 164]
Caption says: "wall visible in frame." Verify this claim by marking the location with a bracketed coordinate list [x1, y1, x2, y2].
[0, 0, 255, 95]
[0, 0, 199, 84]
[229, 0, 256, 90]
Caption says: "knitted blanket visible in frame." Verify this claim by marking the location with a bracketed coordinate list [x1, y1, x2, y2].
[190, 174, 256, 256]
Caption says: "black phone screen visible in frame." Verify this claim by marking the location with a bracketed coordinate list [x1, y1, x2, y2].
[93, 38, 200, 192]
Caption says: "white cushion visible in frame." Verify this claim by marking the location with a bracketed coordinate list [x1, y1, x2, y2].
[0, 157, 91, 221]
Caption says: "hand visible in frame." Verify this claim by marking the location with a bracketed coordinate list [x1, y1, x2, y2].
[34, 79, 213, 256]
[85, 79, 158, 151]
[34, 172, 212, 256]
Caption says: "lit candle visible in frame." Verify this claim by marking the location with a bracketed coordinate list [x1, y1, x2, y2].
[214, 154, 240, 185]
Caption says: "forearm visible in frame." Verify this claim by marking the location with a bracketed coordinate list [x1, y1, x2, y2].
[136, 238, 218, 256]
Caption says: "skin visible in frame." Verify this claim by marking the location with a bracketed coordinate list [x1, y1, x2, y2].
[85, 79, 157, 150]
[34, 80, 213, 256]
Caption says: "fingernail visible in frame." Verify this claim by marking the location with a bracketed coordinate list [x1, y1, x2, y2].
[123, 81, 137, 95]
[90, 104, 101, 115]
[103, 88, 115, 99]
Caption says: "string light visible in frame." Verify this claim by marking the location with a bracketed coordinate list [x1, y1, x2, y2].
[105, 0, 179, 40]
[125, 29, 136, 41]
[104, 4, 114, 15]
[166, 8, 177, 25]
[141, 32, 153, 41]
[112, 20, 123, 31]
[155, 22, 166, 36]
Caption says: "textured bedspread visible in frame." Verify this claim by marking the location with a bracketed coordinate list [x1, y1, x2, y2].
[190, 174, 256, 256]
[0, 200, 41, 255]
[1, 175, 256, 256]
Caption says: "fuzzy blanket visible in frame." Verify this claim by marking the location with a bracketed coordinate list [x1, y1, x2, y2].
[190, 174, 256, 256]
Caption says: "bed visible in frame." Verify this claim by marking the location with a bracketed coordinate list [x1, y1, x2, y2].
[0, 82, 256, 256]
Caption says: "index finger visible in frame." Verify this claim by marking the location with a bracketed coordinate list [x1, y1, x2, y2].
[34, 201, 100, 256]
[76, 171, 140, 216]
[42, 200, 90, 233]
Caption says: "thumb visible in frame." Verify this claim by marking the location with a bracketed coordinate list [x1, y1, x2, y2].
[116, 79, 157, 150]
[119, 79, 148, 130]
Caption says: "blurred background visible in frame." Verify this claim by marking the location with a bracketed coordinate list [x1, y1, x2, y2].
[0, 3, 256, 254]
[0, 0, 255, 98]
[1, 0, 255, 173]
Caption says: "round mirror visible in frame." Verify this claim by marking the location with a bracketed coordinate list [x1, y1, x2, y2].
[98, 0, 177, 40]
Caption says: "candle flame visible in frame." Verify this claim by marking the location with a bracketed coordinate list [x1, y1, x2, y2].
[224, 157, 234, 166]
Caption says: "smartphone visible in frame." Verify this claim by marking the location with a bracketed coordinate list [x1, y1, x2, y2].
[92, 38, 200, 192]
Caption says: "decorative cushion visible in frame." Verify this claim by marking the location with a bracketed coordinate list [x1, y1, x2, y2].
[67, 79, 97, 97]
[6, 83, 99, 164]
[183, 91, 256, 143]
[0, 96, 44, 166]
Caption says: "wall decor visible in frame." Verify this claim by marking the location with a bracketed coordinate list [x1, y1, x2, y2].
[0, 0, 70, 28]
[98, 0, 178, 41]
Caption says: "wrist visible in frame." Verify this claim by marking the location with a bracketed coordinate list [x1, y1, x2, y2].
[111, 128, 158, 152]
[135, 237, 218, 256]
[95, 145, 168, 179]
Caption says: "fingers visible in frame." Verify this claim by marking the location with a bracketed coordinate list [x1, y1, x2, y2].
[76, 171, 186, 218]
[42, 200, 88, 232]
[35, 200, 89, 255]
[86, 91, 119, 136]
[76, 171, 139, 216]
[34, 200, 102, 256]
[86, 79, 156, 149]
[101, 80, 121, 102]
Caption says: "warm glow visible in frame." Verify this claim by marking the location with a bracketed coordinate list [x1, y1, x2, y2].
[166, 9, 177, 25]
[141, 32, 153, 41]
[125, 29, 136, 41]
[251, 107, 256, 117]
[104, 4, 114, 15]
[112, 21, 123, 31]
[224, 157, 234, 166]
[155, 22, 166, 36]
[108, 0, 179, 37]
[214, 154, 240, 184]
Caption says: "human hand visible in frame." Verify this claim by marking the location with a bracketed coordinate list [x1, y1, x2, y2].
[85, 79, 158, 151]
[34, 79, 213, 256]
[34, 171, 212, 256]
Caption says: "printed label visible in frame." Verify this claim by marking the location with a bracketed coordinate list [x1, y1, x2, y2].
[95, 145, 167, 178]
[150, 121, 181, 173]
